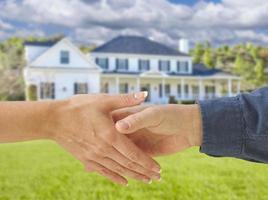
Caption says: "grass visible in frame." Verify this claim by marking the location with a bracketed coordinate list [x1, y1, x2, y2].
[0, 141, 268, 200]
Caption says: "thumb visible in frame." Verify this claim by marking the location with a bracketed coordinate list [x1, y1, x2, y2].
[115, 107, 159, 134]
[106, 91, 148, 110]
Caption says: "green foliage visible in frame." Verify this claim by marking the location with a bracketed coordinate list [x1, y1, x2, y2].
[1, 141, 268, 200]
[190, 41, 268, 89]
[203, 48, 215, 68]
[192, 43, 204, 64]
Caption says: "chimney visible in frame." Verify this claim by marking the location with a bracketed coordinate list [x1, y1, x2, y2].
[179, 38, 189, 54]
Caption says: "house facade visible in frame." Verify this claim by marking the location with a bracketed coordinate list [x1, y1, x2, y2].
[24, 36, 240, 103]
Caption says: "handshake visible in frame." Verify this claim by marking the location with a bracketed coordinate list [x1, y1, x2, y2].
[49, 92, 203, 185]
[0, 92, 203, 186]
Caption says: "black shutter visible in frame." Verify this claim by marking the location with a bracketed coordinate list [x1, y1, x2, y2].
[116, 59, 118, 70]
[138, 60, 141, 71]
[106, 58, 109, 70]
[147, 60, 150, 70]
[158, 60, 161, 71]
[167, 61, 170, 71]
[126, 59, 129, 70]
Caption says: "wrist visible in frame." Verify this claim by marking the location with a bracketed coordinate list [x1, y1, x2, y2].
[189, 104, 203, 147]
[40, 99, 69, 140]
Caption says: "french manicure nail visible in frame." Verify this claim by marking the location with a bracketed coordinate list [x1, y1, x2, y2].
[134, 91, 148, 99]
[117, 120, 130, 130]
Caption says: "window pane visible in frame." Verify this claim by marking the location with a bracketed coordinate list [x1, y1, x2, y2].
[139, 59, 150, 71]
[96, 58, 108, 69]
[119, 83, 128, 93]
[116, 59, 128, 70]
[165, 84, 170, 96]
[60, 51, 69, 64]
[159, 60, 170, 71]
[74, 83, 88, 94]
[40, 82, 55, 99]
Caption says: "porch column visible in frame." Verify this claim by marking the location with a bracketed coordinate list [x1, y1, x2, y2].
[115, 76, 119, 94]
[181, 79, 185, 99]
[228, 79, 232, 97]
[162, 78, 165, 102]
[136, 77, 140, 92]
[198, 79, 204, 100]
[237, 80, 241, 94]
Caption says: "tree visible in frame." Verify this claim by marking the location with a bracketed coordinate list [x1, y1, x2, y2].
[192, 43, 204, 64]
[203, 48, 215, 68]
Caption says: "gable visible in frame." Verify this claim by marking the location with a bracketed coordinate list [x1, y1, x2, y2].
[30, 39, 99, 69]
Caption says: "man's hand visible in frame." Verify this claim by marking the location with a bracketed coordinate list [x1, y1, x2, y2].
[112, 104, 203, 156]
[45, 92, 161, 185]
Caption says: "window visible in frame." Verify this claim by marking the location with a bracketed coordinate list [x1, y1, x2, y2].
[116, 59, 128, 71]
[119, 83, 128, 93]
[177, 84, 181, 97]
[159, 84, 170, 97]
[159, 60, 170, 71]
[96, 58, 109, 69]
[139, 59, 150, 71]
[60, 50, 69, 64]
[159, 84, 162, 98]
[102, 83, 109, 93]
[177, 61, 189, 73]
[165, 84, 170, 96]
[74, 83, 88, 94]
[184, 85, 189, 97]
[40, 82, 55, 99]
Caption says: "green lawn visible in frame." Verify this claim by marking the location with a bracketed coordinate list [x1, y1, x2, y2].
[0, 141, 268, 200]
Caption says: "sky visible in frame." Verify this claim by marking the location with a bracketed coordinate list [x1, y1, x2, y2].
[0, 0, 268, 47]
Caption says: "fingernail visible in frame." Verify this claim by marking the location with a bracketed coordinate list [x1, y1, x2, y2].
[152, 166, 161, 173]
[117, 120, 130, 130]
[152, 174, 161, 180]
[134, 91, 148, 99]
[143, 178, 151, 184]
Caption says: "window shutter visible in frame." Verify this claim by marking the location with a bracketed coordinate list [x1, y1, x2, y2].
[147, 60, 150, 70]
[168, 61, 170, 71]
[95, 58, 99, 65]
[158, 60, 161, 71]
[116, 59, 118, 70]
[126, 59, 129, 70]
[106, 58, 109, 70]
[138, 60, 141, 70]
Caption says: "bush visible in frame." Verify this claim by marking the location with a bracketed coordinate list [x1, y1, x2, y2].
[26, 84, 37, 101]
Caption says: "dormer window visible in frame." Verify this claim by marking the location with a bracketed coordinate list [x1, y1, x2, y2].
[177, 61, 189, 73]
[116, 59, 128, 71]
[60, 50, 69, 64]
[159, 60, 170, 71]
[139, 59, 150, 71]
[96, 58, 109, 69]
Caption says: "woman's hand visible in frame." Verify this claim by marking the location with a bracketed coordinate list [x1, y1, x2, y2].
[112, 104, 203, 156]
[45, 93, 161, 185]
[0, 92, 161, 185]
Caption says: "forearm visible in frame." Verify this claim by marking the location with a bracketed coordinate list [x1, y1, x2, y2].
[0, 101, 54, 143]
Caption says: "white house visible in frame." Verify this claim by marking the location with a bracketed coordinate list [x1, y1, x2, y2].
[23, 36, 240, 103]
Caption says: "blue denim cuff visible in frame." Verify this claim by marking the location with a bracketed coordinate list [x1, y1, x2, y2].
[198, 96, 244, 157]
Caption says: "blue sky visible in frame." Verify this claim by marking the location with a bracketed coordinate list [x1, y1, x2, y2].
[0, 0, 268, 47]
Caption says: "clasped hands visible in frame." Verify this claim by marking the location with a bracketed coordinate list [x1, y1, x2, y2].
[44, 92, 202, 185]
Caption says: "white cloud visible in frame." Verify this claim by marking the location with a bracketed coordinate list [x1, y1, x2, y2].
[1, 0, 268, 46]
[0, 20, 13, 30]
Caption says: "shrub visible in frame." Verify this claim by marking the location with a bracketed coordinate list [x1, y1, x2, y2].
[26, 84, 37, 101]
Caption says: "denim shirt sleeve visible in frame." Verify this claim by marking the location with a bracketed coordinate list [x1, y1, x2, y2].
[199, 86, 268, 163]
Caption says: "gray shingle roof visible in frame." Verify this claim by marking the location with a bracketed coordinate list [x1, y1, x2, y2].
[93, 35, 190, 56]
[24, 40, 58, 47]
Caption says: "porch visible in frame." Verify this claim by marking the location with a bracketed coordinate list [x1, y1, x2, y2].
[100, 74, 241, 104]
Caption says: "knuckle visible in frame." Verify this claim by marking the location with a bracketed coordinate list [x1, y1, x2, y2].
[126, 161, 136, 169]
[120, 94, 134, 105]
[128, 151, 139, 161]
